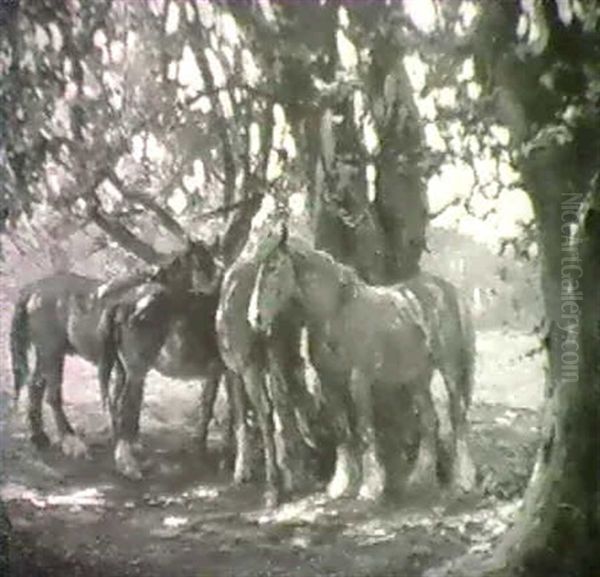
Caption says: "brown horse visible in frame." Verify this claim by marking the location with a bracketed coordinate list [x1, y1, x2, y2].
[10, 241, 221, 478]
[250, 231, 476, 500]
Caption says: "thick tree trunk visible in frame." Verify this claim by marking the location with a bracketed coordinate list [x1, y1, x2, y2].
[368, 32, 429, 283]
[460, 4, 600, 572]
[311, 20, 429, 284]
[314, 101, 388, 284]
[462, 145, 600, 577]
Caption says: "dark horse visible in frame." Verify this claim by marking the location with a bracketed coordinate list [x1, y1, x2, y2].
[250, 231, 476, 500]
[10, 240, 221, 478]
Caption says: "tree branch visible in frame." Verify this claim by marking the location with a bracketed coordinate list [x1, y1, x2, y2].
[186, 5, 237, 205]
[106, 170, 188, 241]
[196, 193, 263, 222]
[428, 196, 461, 220]
[87, 200, 161, 264]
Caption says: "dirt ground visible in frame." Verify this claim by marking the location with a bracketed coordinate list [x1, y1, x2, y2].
[0, 329, 544, 577]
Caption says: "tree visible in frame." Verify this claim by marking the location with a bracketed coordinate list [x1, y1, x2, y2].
[7, 2, 599, 573]
[229, 2, 429, 283]
[0, 0, 276, 265]
[431, 2, 600, 575]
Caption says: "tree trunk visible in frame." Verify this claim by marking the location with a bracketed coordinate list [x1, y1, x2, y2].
[459, 4, 600, 572]
[464, 144, 600, 577]
[301, 13, 429, 284]
[367, 30, 429, 283]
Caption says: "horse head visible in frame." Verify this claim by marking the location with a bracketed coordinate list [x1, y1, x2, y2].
[188, 237, 224, 295]
[248, 225, 296, 334]
[249, 227, 350, 333]
[155, 237, 223, 296]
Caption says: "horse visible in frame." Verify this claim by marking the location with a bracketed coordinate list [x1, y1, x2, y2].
[9, 240, 222, 477]
[249, 230, 476, 500]
[215, 234, 329, 508]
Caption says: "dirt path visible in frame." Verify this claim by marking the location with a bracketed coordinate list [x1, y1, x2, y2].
[1, 330, 544, 576]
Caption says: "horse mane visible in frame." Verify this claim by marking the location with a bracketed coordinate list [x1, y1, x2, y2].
[287, 236, 362, 302]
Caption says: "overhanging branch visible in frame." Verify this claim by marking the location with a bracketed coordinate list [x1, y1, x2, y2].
[87, 200, 161, 264]
[106, 170, 188, 241]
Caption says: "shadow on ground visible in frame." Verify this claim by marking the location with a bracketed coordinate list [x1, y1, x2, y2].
[1, 329, 544, 577]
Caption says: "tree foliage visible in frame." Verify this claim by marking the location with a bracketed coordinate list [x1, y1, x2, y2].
[2, 2, 599, 572]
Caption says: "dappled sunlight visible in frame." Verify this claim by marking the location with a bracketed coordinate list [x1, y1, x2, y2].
[474, 330, 544, 410]
[1, 483, 106, 510]
[1, 323, 542, 576]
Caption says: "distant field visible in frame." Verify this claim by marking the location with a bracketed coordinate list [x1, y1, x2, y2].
[473, 329, 544, 410]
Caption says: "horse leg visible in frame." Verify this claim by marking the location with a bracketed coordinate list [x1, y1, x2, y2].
[447, 385, 476, 493]
[108, 358, 145, 455]
[220, 374, 234, 463]
[350, 368, 385, 501]
[28, 361, 50, 450]
[44, 356, 89, 459]
[34, 354, 88, 458]
[266, 346, 313, 494]
[112, 371, 145, 480]
[406, 380, 440, 492]
[194, 369, 220, 457]
[225, 372, 253, 484]
[436, 351, 476, 492]
[326, 381, 360, 499]
[327, 434, 359, 499]
[375, 385, 414, 499]
[243, 363, 281, 508]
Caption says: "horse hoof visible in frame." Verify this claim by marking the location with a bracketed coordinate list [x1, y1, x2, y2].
[358, 470, 386, 502]
[264, 489, 281, 509]
[233, 467, 252, 485]
[31, 432, 51, 451]
[60, 434, 90, 459]
[327, 469, 356, 500]
[406, 466, 438, 494]
[451, 461, 477, 494]
[358, 482, 384, 502]
[327, 457, 360, 499]
[115, 441, 143, 480]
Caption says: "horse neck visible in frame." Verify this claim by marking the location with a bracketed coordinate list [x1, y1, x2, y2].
[295, 252, 352, 323]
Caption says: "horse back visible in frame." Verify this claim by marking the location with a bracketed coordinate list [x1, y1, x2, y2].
[403, 272, 473, 362]
[326, 285, 432, 384]
[18, 273, 103, 358]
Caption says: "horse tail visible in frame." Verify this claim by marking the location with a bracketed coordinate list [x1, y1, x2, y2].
[433, 275, 476, 411]
[98, 304, 120, 412]
[10, 294, 31, 402]
[406, 273, 475, 410]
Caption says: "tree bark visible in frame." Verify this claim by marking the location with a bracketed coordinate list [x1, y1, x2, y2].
[87, 201, 162, 265]
[478, 141, 600, 576]
[449, 139, 600, 577]
[367, 30, 429, 282]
